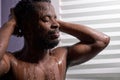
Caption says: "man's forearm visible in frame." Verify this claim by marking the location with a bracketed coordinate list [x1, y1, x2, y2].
[58, 20, 110, 44]
[0, 20, 15, 60]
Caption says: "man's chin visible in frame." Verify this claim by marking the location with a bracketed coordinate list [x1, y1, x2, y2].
[46, 40, 59, 49]
[35, 37, 60, 49]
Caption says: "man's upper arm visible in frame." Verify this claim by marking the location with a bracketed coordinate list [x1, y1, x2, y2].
[0, 53, 11, 76]
[67, 40, 108, 67]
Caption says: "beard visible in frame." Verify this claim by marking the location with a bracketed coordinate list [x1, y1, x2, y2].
[43, 39, 59, 49]
[34, 34, 60, 49]
[32, 27, 60, 49]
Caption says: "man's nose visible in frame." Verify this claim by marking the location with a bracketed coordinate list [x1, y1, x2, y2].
[51, 20, 60, 29]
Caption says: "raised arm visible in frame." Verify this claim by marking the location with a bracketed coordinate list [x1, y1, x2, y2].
[58, 20, 110, 67]
[0, 9, 16, 76]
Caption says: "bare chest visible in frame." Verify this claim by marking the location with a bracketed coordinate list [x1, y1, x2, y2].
[11, 58, 67, 80]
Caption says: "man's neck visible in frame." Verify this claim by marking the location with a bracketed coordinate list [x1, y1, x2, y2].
[20, 42, 52, 63]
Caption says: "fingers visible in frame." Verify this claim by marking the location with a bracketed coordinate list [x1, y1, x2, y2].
[10, 8, 14, 15]
[9, 8, 16, 20]
[9, 8, 15, 17]
[8, 8, 16, 25]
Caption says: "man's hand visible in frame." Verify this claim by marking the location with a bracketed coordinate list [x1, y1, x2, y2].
[8, 8, 16, 26]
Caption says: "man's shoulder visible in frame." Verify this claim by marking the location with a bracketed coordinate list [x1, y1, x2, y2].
[3, 52, 18, 65]
[4, 52, 15, 60]
[51, 46, 68, 60]
[52, 46, 68, 54]
[0, 52, 16, 73]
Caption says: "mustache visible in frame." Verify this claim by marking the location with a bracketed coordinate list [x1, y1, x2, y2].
[48, 29, 59, 34]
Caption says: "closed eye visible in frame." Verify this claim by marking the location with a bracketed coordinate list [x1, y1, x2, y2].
[42, 16, 50, 22]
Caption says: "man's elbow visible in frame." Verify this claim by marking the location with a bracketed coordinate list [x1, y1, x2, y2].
[96, 35, 110, 49]
[103, 35, 110, 47]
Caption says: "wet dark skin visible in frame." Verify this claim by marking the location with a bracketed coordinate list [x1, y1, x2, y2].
[0, 2, 110, 80]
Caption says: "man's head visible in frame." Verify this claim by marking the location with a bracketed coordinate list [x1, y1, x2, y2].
[13, 0, 60, 49]
[13, 0, 51, 37]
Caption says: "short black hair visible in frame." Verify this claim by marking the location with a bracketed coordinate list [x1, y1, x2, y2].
[13, 0, 51, 37]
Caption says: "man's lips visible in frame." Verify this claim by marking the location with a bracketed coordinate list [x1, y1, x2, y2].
[50, 32, 60, 39]
[47, 29, 60, 40]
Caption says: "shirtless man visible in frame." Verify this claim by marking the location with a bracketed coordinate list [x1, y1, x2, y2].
[0, 0, 110, 80]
